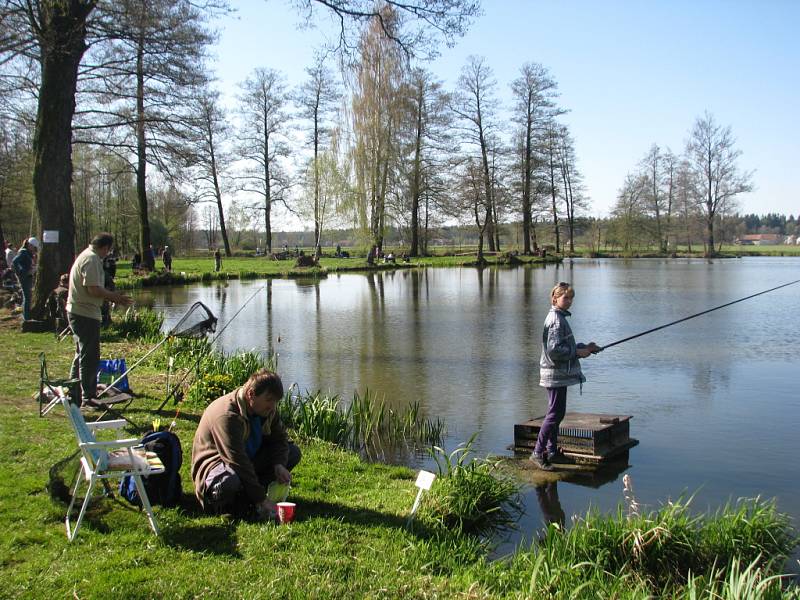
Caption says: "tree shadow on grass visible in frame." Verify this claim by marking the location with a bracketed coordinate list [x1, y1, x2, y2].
[161, 522, 240, 557]
[290, 497, 437, 538]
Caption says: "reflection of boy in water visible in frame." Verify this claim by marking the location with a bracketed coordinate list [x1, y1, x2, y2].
[535, 481, 565, 527]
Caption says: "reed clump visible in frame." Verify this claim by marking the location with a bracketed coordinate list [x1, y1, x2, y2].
[184, 349, 275, 405]
[417, 437, 521, 536]
[279, 388, 445, 455]
[109, 306, 164, 342]
[492, 496, 798, 599]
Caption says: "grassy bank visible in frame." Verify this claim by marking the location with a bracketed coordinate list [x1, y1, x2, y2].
[0, 315, 797, 598]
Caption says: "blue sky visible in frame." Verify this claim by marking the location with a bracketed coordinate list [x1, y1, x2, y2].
[213, 0, 798, 218]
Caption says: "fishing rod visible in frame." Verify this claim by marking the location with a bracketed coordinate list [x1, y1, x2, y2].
[157, 279, 271, 413]
[598, 279, 800, 352]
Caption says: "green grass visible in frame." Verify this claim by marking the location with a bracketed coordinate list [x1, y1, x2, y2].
[0, 312, 797, 598]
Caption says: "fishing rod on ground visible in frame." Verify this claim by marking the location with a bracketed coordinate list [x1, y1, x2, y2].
[595, 279, 800, 352]
[156, 280, 271, 416]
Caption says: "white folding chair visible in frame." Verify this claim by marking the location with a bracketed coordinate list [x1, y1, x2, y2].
[60, 394, 165, 541]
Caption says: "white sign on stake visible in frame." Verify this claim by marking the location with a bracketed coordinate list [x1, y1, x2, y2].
[407, 470, 436, 525]
[43, 230, 59, 243]
[415, 470, 435, 490]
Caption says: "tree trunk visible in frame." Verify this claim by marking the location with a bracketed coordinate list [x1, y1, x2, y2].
[31, 0, 96, 318]
[522, 113, 532, 255]
[409, 93, 423, 257]
[313, 95, 321, 259]
[135, 32, 153, 270]
[705, 213, 715, 257]
[209, 141, 230, 256]
[263, 101, 273, 254]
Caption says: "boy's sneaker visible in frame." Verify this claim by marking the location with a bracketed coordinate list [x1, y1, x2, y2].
[529, 451, 553, 471]
[547, 449, 571, 464]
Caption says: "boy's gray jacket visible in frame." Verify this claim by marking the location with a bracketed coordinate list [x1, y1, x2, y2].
[539, 307, 586, 388]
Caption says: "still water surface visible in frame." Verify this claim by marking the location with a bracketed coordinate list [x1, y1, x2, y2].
[139, 257, 800, 550]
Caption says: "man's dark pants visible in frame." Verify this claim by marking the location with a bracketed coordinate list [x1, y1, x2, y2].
[18, 275, 32, 320]
[203, 443, 302, 514]
[68, 312, 101, 403]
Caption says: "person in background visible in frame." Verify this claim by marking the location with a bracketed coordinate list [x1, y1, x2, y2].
[213, 247, 221, 272]
[47, 273, 70, 333]
[11, 237, 38, 321]
[530, 282, 599, 471]
[162, 245, 172, 272]
[67, 233, 132, 404]
[101, 250, 118, 327]
[4, 242, 16, 269]
[192, 369, 301, 520]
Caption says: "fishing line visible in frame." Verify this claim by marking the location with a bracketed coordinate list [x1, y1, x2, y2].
[598, 279, 800, 351]
[158, 279, 271, 416]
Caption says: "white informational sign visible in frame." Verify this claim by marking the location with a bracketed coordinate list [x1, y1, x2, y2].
[43, 230, 59, 243]
[415, 470, 436, 490]
[407, 470, 437, 525]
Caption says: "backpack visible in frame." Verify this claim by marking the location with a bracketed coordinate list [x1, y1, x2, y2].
[119, 430, 183, 507]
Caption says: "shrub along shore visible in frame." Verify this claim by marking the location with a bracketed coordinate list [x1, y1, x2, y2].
[111, 252, 559, 290]
[108, 244, 800, 291]
[0, 310, 797, 599]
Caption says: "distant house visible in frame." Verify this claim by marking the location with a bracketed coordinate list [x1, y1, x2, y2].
[735, 233, 782, 246]
[785, 235, 797, 245]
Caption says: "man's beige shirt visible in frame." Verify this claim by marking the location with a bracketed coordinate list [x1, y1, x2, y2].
[66, 246, 105, 321]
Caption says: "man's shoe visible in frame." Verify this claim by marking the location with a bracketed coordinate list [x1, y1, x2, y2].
[547, 450, 571, 464]
[529, 452, 553, 471]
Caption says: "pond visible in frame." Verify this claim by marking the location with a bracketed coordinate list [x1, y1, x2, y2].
[138, 257, 800, 553]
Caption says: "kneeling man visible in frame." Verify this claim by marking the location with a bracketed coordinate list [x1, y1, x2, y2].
[191, 369, 300, 520]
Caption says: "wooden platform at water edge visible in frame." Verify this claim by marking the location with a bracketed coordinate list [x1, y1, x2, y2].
[514, 412, 639, 467]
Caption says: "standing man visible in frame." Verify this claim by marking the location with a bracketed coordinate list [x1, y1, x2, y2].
[162, 245, 172, 272]
[67, 233, 132, 404]
[192, 369, 301, 520]
[213, 247, 221, 272]
[12, 237, 38, 321]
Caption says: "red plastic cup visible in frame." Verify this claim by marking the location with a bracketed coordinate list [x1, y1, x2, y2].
[276, 502, 296, 524]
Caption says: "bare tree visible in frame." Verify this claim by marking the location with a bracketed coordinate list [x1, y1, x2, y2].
[639, 143, 666, 251]
[237, 67, 291, 254]
[510, 62, 560, 254]
[186, 90, 232, 255]
[451, 55, 500, 261]
[292, 0, 481, 61]
[402, 67, 451, 256]
[611, 172, 648, 252]
[297, 55, 342, 258]
[541, 120, 562, 253]
[556, 124, 586, 254]
[662, 148, 678, 251]
[685, 111, 753, 256]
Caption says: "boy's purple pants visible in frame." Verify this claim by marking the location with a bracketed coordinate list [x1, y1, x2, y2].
[534, 387, 567, 456]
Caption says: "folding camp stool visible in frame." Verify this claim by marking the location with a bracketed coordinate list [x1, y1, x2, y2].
[37, 353, 81, 417]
